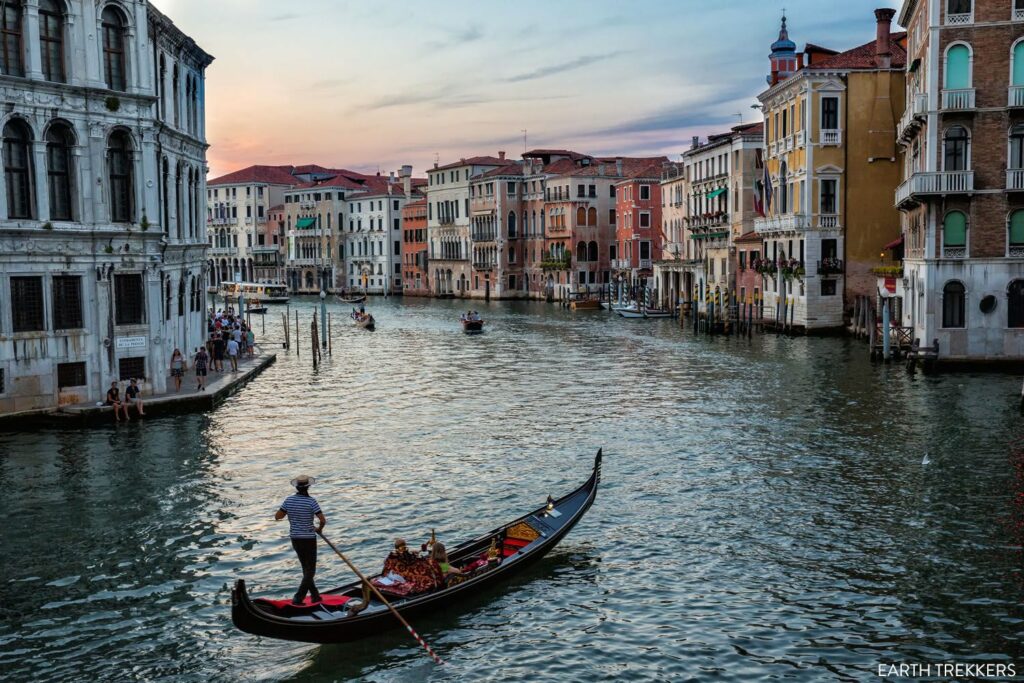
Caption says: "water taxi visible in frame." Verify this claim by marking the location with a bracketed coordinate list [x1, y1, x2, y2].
[217, 281, 290, 304]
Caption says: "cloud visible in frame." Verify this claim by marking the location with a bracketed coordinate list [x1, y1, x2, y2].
[422, 23, 484, 51]
[595, 83, 760, 136]
[502, 52, 625, 83]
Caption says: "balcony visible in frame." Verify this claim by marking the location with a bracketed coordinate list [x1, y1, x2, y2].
[793, 130, 806, 147]
[639, 258, 653, 269]
[208, 246, 234, 257]
[470, 230, 497, 242]
[754, 213, 811, 234]
[818, 214, 840, 230]
[1010, 86, 1024, 108]
[942, 246, 966, 259]
[288, 257, 319, 266]
[610, 258, 630, 269]
[941, 88, 975, 111]
[1016, 6, 1024, 20]
[945, 9, 972, 24]
[1009, 170, 1024, 191]
[895, 171, 974, 207]
[252, 244, 280, 253]
[898, 92, 928, 142]
[820, 129, 842, 146]
[472, 261, 494, 271]
[817, 258, 844, 276]
[438, 216, 456, 226]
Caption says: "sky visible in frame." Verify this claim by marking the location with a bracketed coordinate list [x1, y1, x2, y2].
[154, 0, 902, 180]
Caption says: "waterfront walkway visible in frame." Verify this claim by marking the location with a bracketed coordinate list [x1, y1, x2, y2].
[57, 350, 276, 426]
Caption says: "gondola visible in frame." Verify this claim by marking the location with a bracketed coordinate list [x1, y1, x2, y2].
[231, 449, 602, 644]
[336, 294, 367, 305]
[461, 318, 484, 333]
[352, 313, 375, 331]
[246, 306, 268, 315]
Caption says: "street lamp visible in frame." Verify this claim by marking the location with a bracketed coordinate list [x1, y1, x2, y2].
[319, 290, 327, 348]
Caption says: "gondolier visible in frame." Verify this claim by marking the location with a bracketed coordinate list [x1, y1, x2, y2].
[274, 475, 327, 605]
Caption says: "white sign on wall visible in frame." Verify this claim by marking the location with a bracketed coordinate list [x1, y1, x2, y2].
[115, 336, 147, 350]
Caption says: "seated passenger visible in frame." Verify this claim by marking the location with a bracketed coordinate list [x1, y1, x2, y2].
[389, 538, 419, 561]
[431, 542, 462, 579]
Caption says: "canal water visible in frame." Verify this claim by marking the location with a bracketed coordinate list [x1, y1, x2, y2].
[1, 297, 1022, 681]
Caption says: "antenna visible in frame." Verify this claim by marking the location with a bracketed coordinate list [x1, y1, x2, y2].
[735, 112, 743, 125]
[521, 129, 528, 153]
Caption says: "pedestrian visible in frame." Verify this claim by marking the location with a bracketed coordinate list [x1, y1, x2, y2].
[212, 332, 226, 372]
[194, 346, 209, 391]
[246, 328, 256, 357]
[169, 348, 186, 392]
[274, 475, 326, 605]
[124, 378, 146, 416]
[226, 335, 239, 372]
[105, 381, 129, 422]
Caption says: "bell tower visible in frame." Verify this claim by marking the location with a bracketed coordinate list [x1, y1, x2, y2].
[768, 12, 799, 86]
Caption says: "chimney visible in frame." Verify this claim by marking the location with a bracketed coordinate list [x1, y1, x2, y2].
[691, 136, 700, 149]
[400, 164, 412, 196]
[498, 150, 506, 160]
[874, 8, 895, 69]
[615, 157, 623, 176]
[389, 170, 395, 182]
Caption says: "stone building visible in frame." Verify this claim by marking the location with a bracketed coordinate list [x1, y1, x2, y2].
[613, 163, 664, 292]
[469, 162, 525, 299]
[0, 0, 212, 414]
[401, 198, 429, 295]
[895, 0, 1024, 359]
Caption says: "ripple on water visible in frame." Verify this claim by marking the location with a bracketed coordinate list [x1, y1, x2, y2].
[0, 298, 1022, 681]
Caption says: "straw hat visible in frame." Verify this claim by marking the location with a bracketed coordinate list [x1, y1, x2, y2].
[290, 475, 316, 488]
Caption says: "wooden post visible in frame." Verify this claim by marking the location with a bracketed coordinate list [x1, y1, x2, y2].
[328, 312, 332, 356]
[295, 309, 300, 357]
[311, 316, 318, 369]
[282, 312, 289, 349]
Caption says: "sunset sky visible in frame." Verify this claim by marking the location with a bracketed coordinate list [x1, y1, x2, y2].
[155, 0, 901, 179]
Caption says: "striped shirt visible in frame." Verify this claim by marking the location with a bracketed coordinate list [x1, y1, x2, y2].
[280, 494, 322, 539]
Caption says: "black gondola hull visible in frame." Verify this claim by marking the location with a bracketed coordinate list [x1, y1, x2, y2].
[231, 450, 601, 644]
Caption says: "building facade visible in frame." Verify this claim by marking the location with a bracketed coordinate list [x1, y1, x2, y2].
[402, 198, 429, 295]
[756, 10, 906, 330]
[0, 0, 212, 414]
[613, 166, 664, 292]
[253, 204, 285, 283]
[895, 0, 1024, 359]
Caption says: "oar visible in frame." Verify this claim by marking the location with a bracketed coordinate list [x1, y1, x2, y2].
[317, 531, 446, 666]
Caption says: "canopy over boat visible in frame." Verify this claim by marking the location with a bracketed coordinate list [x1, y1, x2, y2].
[231, 449, 601, 644]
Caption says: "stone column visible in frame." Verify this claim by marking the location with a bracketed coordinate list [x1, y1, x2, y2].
[24, 0, 43, 80]
[139, 128, 158, 229]
[166, 156, 178, 242]
[32, 139, 50, 221]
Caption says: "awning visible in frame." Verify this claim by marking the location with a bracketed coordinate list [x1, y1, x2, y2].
[883, 236, 904, 250]
[295, 217, 317, 229]
[705, 188, 727, 199]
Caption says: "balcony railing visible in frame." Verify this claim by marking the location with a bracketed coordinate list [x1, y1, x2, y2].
[945, 10, 973, 24]
[208, 246, 233, 256]
[818, 214, 839, 229]
[942, 246, 966, 259]
[941, 88, 975, 111]
[817, 258, 844, 276]
[895, 171, 974, 206]
[1010, 86, 1024, 108]
[438, 216, 456, 226]
[1009, 169, 1024, 190]
[470, 231, 497, 241]
[472, 261, 494, 270]
[639, 258, 652, 269]
[754, 213, 811, 234]
[288, 257, 319, 266]
[252, 245, 280, 253]
[898, 92, 928, 141]
[1015, 6, 1024, 20]
[820, 129, 842, 146]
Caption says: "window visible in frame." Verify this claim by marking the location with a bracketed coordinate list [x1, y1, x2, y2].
[4, 119, 32, 219]
[0, 0, 23, 77]
[39, 0, 64, 82]
[945, 44, 970, 89]
[588, 184, 596, 197]
[508, 211, 516, 237]
[108, 130, 133, 223]
[11, 276, 44, 332]
[45, 123, 74, 221]
[394, 240, 400, 256]
[820, 179, 837, 214]
[947, 0, 972, 18]
[943, 126, 968, 171]
[52, 275, 82, 329]
[639, 241, 651, 260]
[610, 185, 616, 198]
[609, 209, 616, 224]
[57, 361, 86, 389]
[943, 281, 966, 327]
[1014, 41, 1024, 85]
[821, 96, 838, 130]
[1009, 280, 1024, 327]
[101, 6, 127, 91]
[821, 279, 837, 296]
[118, 356, 145, 381]
[1011, 211, 1024, 253]
[1011, 125, 1024, 169]
[640, 185, 650, 200]
[114, 273, 144, 325]
[943, 211, 967, 256]
[639, 212, 651, 228]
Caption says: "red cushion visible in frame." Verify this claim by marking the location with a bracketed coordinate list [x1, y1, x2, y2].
[504, 538, 530, 548]
[254, 594, 351, 610]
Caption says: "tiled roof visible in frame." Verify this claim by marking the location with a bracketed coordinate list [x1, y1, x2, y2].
[734, 230, 762, 244]
[804, 32, 907, 70]
[269, 204, 284, 211]
[479, 163, 524, 178]
[734, 122, 764, 135]
[208, 165, 299, 186]
[405, 197, 427, 207]
[290, 174, 365, 191]
[433, 155, 508, 172]
[523, 149, 591, 161]
[555, 156, 669, 179]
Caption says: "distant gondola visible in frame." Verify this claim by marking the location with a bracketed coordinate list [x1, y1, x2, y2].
[231, 449, 602, 644]
[461, 318, 484, 333]
[337, 294, 367, 305]
[353, 313, 375, 331]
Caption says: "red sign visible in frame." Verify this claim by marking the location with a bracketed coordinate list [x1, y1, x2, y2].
[884, 277, 897, 294]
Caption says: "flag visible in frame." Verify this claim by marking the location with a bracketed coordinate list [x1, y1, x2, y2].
[753, 149, 765, 217]
[762, 160, 774, 214]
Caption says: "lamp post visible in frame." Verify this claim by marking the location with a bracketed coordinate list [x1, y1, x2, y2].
[319, 290, 327, 348]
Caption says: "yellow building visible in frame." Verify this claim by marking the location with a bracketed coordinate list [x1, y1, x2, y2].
[755, 10, 906, 330]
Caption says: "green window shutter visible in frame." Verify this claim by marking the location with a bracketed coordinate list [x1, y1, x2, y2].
[1014, 43, 1024, 86]
[1010, 211, 1024, 245]
[943, 211, 967, 246]
[945, 45, 970, 90]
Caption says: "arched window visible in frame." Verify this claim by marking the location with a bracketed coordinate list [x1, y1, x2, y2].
[942, 281, 966, 328]
[164, 278, 171, 321]
[943, 211, 967, 257]
[4, 119, 33, 219]
[588, 207, 597, 226]
[0, 0, 23, 77]
[1011, 125, 1024, 169]
[576, 241, 587, 262]
[1009, 280, 1024, 328]
[779, 162, 788, 213]
[46, 122, 74, 221]
[1009, 211, 1024, 255]
[177, 278, 185, 316]
[945, 44, 970, 90]
[576, 206, 586, 226]
[101, 6, 127, 91]
[39, 0, 65, 82]
[588, 241, 598, 261]
[507, 210, 516, 237]
[158, 54, 165, 120]
[1014, 40, 1024, 87]
[172, 63, 179, 126]
[943, 126, 969, 171]
[108, 130, 133, 223]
